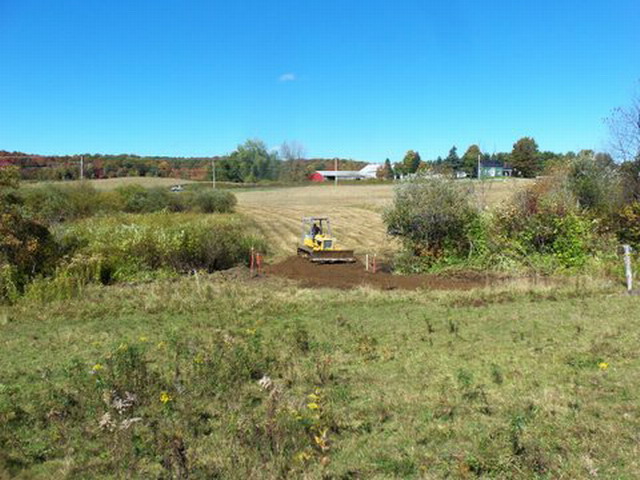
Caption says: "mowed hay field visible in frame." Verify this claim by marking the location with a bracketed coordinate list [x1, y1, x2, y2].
[236, 179, 533, 259]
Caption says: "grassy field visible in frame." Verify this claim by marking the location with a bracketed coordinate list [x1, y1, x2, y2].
[235, 179, 533, 259]
[23, 177, 532, 260]
[27, 177, 199, 191]
[1, 274, 638, 478]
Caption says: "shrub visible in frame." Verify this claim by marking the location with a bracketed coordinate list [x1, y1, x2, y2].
[613, 201, 640, 249]
[1, 168, 60, 301]
[493, 184, 596, 268]
[116, 185, 172, 213]
[20, 182, 100, 223]
[189, 189, 237, 213]
[384, 177, 478, 259]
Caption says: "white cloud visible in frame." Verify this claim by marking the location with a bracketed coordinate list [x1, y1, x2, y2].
[278, 73, 296, 82]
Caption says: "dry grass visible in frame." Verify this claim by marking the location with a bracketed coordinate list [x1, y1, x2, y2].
[236, 179, 533, 258]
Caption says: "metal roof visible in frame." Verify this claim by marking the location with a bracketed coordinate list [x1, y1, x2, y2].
[315, 170, 364, 177]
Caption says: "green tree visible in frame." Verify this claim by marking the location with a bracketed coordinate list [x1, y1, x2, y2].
[511, 137, 540, 178]
[401, 150, 422, 174]
[461, 145, 482, 177]
[226, 139, 279, 182]
[445, 146, 461, 171]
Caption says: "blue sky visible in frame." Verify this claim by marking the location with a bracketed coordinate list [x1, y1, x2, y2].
[1, 0, 639, 162]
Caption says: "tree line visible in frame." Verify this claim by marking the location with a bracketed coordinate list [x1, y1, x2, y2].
[0, 140, 366, 183]
[376, 137, 618, 180]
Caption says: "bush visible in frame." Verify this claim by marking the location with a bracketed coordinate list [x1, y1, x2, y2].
[116, 185, 172, 213]
[20, 182, 100, 223]
[384, 177, 478, 259]
[493, 184, 596, 269]
[1, 168, 60, 301]
[385, 172, 614, 274]
[189, 189, 237, 213]
[613, 201, 640, 249]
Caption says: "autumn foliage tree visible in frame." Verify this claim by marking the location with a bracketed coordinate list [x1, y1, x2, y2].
[377, 158, 394, 180]
[401, 150, 422, 175]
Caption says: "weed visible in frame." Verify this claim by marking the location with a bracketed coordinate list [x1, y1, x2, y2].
[490, 364, 504, 385]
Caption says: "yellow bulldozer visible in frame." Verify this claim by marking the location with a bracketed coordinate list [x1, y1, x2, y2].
[297, 217, 355, 263]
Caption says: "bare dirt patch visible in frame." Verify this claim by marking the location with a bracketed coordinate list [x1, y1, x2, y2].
[265, 256, 500, 291]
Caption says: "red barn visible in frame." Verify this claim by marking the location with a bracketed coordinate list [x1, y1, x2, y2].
[308, 172, 325, 182]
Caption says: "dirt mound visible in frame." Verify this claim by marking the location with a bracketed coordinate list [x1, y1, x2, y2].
[266, 256, 495, 291]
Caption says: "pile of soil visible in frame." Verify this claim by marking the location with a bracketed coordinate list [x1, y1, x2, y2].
[266, 256, 496, 291]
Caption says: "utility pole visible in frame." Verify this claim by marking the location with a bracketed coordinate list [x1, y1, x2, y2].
[477, 153, 481, 179]
[211, 157, 216, 189]
[80, 155, 84, 181]
[334, 157, 338, 188]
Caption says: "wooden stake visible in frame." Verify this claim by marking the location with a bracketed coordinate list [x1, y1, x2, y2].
[623, 244, 633, 293]
[365, 254, 369, 271]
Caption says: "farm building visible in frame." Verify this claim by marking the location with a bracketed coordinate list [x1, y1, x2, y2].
[310, 164, 380, 182]
[479, 161, 513, 177]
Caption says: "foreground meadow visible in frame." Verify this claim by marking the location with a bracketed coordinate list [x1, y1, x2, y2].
[1, 275, 638, 479]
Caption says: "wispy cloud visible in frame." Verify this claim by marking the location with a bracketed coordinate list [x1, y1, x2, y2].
[278, 73, 296, 82]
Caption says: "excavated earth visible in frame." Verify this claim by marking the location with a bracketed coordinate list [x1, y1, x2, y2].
[265, 256, 500, 291]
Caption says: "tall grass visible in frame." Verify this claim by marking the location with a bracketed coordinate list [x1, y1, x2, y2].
[15, 213, 266, 303]
[57, 213, 265, 280]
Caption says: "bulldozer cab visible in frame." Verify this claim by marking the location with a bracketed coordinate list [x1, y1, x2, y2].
[297, 216, 355, 263]
[303, 217, 332, 247]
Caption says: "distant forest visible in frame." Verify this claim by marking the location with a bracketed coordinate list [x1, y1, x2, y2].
[0, 140, 367, 183]
[0, 136, 628, 183]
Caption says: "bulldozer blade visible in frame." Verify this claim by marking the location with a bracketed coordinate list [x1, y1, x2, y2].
[308, 250, 356, 263]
